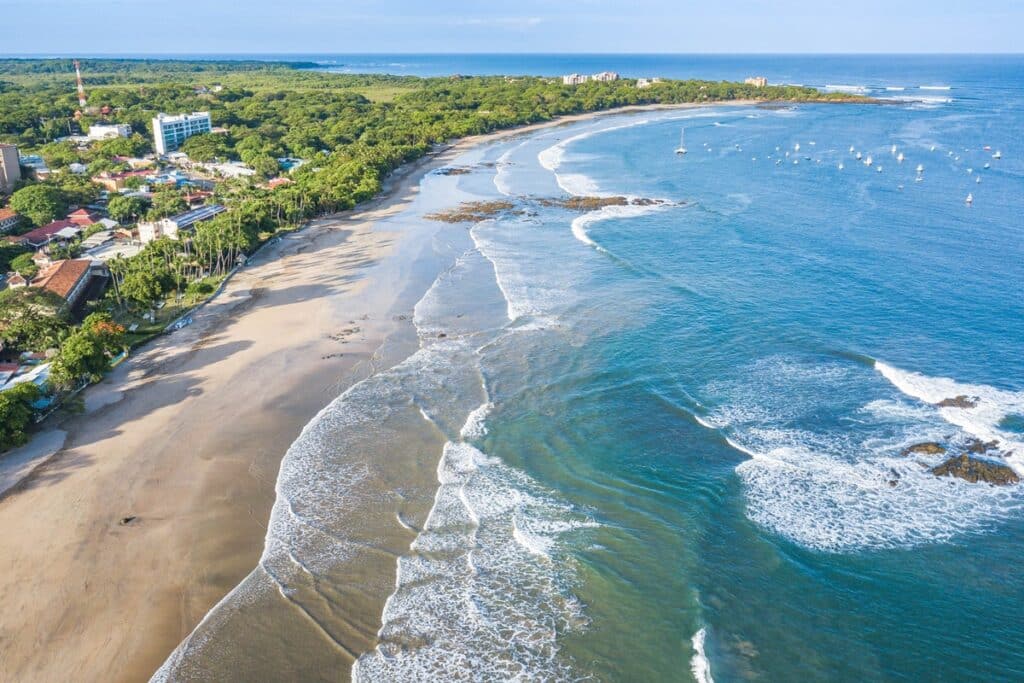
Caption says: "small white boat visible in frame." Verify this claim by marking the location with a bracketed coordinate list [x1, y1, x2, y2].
[809, 141, 816, 146]
[856, 151, 863, 160]
[955, 156, 960, 161]
[838, 163, 845, 170]
[976, 177, 981, 184]
[984, 162, 990, 169]
[897, 152, 905, 163]
[916, 164, 925, 173]
[966, 193, 974, 205]
[877, 165, 883, 173]
[993, 150, 1002, 159]
[891, 144, 898, 155]
[675, 128, 688, 155]
[931, 145, 937, 152]
[967, 168, 973, 174]
[786, 151, 791, 157]
[793, 159, 799, 165]
[849, 145, 856, 153]
[864, 155, 873, 166]
[795, 143, 801, 152]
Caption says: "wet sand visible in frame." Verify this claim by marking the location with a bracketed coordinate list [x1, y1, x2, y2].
[0, 101, 758, 682]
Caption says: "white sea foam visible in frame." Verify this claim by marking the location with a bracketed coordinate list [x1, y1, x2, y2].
[493, 141, 528, 197]
[920, 85, 952, 91]
[354, 408, 597, 681]
[875, 361, 1024, 473]
[885, 86, 907, 92]
[691, 628, 715, 683]
[704, 356, 1024, 552]
[824, 84, 869, 94]
[460, 401, 493, 440]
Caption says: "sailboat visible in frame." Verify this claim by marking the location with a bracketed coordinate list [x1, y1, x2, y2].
[675, 129, 688, 155]
[897, 152, 905, 163]
[966, 193, 974, 205]
[864, 155, 873, 166]
[891, 144, 898, 155]
[849, 145, 856, 153]
[916, 164, 924, 174]
[993, 150, 1002, 159]
[856, 151, 863, 160]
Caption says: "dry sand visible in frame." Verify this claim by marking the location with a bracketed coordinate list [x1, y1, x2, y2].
[0, 101, 756, 682]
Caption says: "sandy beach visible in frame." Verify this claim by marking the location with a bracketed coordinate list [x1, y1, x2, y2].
[0, 101, 755, 682]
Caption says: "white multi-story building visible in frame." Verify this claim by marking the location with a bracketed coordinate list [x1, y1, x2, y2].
[562, 73, 590, 86]
[636, 77, 663, 89]
[88, 123, 133, 140]
[592, 71, 620, 82]
[0, 143, 21, 194]
[152, 112, 212, 155]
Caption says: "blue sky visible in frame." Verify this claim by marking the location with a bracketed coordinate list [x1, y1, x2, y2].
[5, 0, 1023, 54]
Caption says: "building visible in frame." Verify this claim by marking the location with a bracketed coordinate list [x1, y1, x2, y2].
[30, 258, 96, 308]
[137, 204, 226, 244]
[0, 143, 21, 194]
[744, 76, 769, 87]
[562, 73, 589, 86]
[201, 161, 255, 179]
[17, 155, 49, 181]
[592, 71, 620, 82]
[66, 208, 103, 227]
[91, 170, 152, 192]
[0, 208, 21, 234]
[15, 220, 81, 249]
[636, 77, 663, 89]
[152, 112, 212, 155]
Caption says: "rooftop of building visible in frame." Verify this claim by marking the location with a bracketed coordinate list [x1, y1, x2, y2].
[31, 258, 92, 301]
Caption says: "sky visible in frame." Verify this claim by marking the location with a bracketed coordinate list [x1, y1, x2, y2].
[3, 0, 1023, 55]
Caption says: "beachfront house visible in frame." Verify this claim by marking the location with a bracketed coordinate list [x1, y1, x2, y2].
[137, 204, 226, 244]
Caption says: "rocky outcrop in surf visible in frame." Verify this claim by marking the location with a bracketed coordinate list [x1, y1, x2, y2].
[901, 442, 946, 456]
[931, 454, 1020, 485]
[536, 196, 671, 211]
[935, 395, 978, 409]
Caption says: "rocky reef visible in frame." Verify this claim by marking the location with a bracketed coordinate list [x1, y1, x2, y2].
[931, 454, 1019, 486]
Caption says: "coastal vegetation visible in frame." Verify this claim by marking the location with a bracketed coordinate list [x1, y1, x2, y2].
[0, 59, 864, 448]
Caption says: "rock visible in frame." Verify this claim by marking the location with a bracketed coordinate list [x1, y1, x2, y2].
[966, 439, 999, 454]
[901, 442, 946, 456]
[931, 454, 1019, 485]
[936, 395, 978, 409]
[437, 332, 447, 338]
[119, 515, 137, 525]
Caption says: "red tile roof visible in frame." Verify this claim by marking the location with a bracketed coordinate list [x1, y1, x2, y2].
[31, 259, 91, 301]
[18, 220, 78, 245]
[0, 208, 18, 222]
[67, 209, 102, 226]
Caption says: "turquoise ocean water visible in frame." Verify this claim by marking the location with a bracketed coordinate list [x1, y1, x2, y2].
[160, 56, 1024, 682]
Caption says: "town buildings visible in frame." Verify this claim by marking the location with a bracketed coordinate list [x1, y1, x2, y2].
[562, 72, 620, 86]
[13, 220, 81, 249]
[88, 123, 132, 140]
[744, 76, 769, 87]
[152, 112, 212, 155]
[0, 143, 21, 194]
[636, 77, 663, 89]
[137, 204, 226, 244]
[0, 208, 21, 234]
[27, 258, 99, 309]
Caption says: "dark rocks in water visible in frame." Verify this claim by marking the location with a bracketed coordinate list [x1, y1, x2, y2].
[425, 201, 520, 223]
[931, 454, 1020, 485]
[901, 442, 946, 456]
[437, 332, 447, 338]
[535, 196, 672, 211]
[966, 438, 1000, 454]
[435, 166, 472, 176]
[936, 395, 978, 409]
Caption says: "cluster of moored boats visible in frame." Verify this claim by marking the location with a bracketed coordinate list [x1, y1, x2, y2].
[675, 125, 1004, 205]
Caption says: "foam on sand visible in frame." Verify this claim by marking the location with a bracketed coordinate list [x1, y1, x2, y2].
[353, 407, 597, 681]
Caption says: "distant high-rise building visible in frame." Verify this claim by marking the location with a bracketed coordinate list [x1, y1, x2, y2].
[0, 143, 21, 195]
[591, 71, 620, 82]
[152, 112, 212, 155]
[744, 76, 769, 87]
[562, 74, 590, 86]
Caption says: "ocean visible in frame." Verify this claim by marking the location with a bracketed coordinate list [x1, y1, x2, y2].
[157, 56, 1024, 681]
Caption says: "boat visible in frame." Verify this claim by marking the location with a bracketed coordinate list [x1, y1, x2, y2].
[931, 145, 937, 152]
[976, 177, 981, 184]
[864, 155, 873, 166]
[993, 150, 1002, 159]
[877, 165, 883, 173]
[916, 164, 924, 173]
[675, 128, 687, 155]
[849, 145, 856, 153]
[856, 151, 863, 160]
[838, 163, 845, 170]
[967, 168, 973, 174]
[891, 144, 898, 155]
[984, 145, 992, 151]
[984, 162, 990, 169]
[897, 152, 905, 163]
[794, 143, 801, 152]
[966, 193, 974, 205]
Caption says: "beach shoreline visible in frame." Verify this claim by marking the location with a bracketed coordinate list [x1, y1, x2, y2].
[0, 97, 793, 682]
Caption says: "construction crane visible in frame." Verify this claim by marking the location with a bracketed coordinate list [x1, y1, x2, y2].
[73, 59, 87, 107]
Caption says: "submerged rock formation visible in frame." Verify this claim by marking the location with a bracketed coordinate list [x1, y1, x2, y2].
[901, 442, 946, 456]
[931, 454, 1019, 485]
[935, 395, 978, 409]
